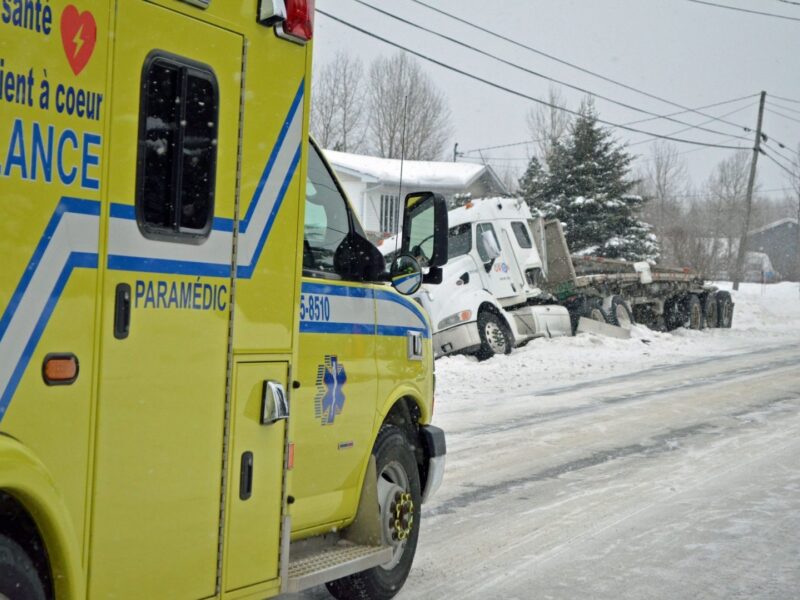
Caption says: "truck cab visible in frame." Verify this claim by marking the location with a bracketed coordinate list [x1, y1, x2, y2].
[416, 197, 571, 359]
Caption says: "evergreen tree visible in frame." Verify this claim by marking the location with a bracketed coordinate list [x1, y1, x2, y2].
[519, 99, 659, 262]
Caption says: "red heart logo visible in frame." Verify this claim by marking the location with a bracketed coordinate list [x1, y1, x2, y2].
[60, 5, 97, 76]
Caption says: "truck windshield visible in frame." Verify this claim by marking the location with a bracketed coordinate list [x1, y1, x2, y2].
[448, 223, 472, 259]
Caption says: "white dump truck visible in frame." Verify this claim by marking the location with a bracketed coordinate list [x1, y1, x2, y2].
[415, 197, 734, 360]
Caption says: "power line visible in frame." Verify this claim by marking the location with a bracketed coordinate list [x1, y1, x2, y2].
[772, 94, 800, 105]
[686, 0, 800, 22]
[766, 108, 800, 126]
[317, 9, 748, 151]
[405, 0, 756, 132]
[771, 0, 800, 7]
[462, 139, 542, 154]
[768, 100, 800, 116]
[762, 138, 800, 169]
[624, 94, 757, 126]
[349, 0, 750, 142]
[629, 102, 758, 147]
[763, 150, 797, 177]
[463, 99, 755, 155]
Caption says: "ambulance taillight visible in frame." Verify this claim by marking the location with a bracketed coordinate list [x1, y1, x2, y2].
[259, 0, 314, 43]
[281, 0, 315, 42]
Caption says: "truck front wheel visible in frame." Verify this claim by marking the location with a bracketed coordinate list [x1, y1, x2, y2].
[475, 311, 512, 361]
[326, 425, 421, 600]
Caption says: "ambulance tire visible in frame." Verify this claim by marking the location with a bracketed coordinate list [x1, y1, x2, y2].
[475, 311, 512, 361]
[326, 425, 421, 600]
[0, 534, 46, 600]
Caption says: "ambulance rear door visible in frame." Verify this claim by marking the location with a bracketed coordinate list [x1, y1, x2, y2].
[90, 3, 242, 597]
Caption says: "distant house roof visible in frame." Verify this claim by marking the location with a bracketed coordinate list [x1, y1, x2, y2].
[749, 217, 798, 236]
[323, 149, 504, 190]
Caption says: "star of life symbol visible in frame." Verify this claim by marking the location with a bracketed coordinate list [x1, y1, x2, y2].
[314, 355, 347, 426]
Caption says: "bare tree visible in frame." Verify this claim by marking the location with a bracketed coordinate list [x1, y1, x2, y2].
[636, 142, 691, 265]
[367, 53, 452, 160]
[526, 87, 571, 163]
[701, 151, 753, 276]
[310, 51, 366, 152]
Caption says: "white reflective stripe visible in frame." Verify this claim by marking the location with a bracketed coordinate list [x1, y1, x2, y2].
[376, 296, 427, 330]
[238, 103, 303, 267]
[0, 212, 98, 395]
[108, 218, 233, 263]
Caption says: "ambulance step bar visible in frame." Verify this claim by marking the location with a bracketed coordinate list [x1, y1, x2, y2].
[283, 538, 392, 593]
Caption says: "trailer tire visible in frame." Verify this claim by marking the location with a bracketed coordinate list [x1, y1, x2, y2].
[716, 291, 734, 328]
[608, 296, 634, 329]
[0, 534, 47, 600]
[663, 297, 685, 331]
[686, 294, 704, 330]
[587, 299, 610, 324]
[475, 311, 512, 361]
[704, 293, 719, 328]
[326, 425, 421, 600]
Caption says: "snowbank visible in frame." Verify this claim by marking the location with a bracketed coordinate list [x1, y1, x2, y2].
[433, 282, 800, 419]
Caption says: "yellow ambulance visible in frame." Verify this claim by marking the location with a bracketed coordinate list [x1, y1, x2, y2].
[0, 1, 447, 598]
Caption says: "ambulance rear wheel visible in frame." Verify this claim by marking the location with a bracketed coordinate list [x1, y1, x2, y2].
[475, 311, 512, 361]
[0, 534, 46, 600]
[326, 425, 421, 600]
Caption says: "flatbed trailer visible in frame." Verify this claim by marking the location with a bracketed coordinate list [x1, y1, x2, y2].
[538, 219, 735, 332]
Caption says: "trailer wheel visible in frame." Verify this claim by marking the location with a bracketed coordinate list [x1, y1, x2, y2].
[608, 296, 634, 329]
[587, 299, 610, 324]
[704, 293, 719, 328]
[326, 425, 421, 600]
[0, 534, 46, 600]
[716, 291, 734, 328]
[663, 297, 685, 331]
[686, 294, 704, 330]
[475, 311, 512, 361]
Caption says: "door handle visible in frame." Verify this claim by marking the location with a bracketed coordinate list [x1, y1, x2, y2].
[114, 283, 131, 339]
[261, 381, 289, 425]
[239, 451, 253, 500]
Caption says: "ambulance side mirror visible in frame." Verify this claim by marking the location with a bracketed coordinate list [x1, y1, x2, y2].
[390, 255, 423, 296]
[401, 192, 448, 269]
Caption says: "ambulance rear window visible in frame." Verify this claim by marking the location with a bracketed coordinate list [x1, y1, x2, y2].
[136, 54, 219, 242]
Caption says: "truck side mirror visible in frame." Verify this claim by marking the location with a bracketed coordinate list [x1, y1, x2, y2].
[401, 192, 448, 269]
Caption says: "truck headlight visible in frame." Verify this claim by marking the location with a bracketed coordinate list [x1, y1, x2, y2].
[438, 310, 472, 329]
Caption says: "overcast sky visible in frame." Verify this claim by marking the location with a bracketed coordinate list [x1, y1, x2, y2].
[313, 0, 800, 199]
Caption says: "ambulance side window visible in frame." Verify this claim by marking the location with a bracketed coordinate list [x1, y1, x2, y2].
[304, 142, 356, 277]
[136, 54, 219, 242]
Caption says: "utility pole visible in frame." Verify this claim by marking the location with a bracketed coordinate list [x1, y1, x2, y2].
[733, 91, 767, 291]
[453, 142, 459, 162]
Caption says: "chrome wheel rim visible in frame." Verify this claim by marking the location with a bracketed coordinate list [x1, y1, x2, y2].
[590, 308, 605, 323]
[484, 321, 507, 354]
[377, 460, 412, 570]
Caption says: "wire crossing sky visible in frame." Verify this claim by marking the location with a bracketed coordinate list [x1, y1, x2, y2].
[314, 0, 800, 192]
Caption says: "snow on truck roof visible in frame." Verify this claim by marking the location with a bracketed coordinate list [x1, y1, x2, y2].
[323, 149, 489, 188]
[448, 196, 533, 227]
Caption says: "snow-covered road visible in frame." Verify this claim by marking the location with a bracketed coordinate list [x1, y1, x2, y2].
[296, 283, 800, 599]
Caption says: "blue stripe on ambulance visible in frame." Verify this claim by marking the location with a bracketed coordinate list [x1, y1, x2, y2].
[300, 281, 430, 339]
